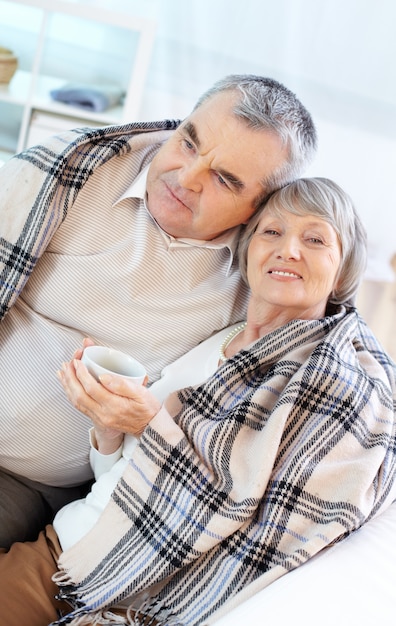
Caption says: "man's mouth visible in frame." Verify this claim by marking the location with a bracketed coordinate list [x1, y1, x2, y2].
[166, 183, 190, 209]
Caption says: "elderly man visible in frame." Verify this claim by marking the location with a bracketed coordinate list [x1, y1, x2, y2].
[0, 74, 317, 547]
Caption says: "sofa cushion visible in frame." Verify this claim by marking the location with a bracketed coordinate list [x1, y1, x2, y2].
[213, 501, 396, 625]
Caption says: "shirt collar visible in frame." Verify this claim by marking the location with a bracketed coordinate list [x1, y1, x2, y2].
[114, 165, 240, 274]
[116, 165, 149, 203]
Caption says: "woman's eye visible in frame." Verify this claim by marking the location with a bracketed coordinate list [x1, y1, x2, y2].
[308, 237, 324, 244]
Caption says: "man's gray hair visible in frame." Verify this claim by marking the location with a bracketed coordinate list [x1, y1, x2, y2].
[195, 74, 318, 202]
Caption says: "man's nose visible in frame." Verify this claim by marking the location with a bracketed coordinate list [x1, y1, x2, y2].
[178, 160, 203, 192]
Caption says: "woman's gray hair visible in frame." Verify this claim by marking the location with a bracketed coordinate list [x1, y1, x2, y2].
[238, 177, 367, 307]
[195, 74, 317, 200]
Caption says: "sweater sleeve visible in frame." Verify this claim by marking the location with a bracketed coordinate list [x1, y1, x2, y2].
[88, 428, 124, 480]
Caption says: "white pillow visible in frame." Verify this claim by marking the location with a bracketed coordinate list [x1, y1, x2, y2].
[213, 502, 396, 626]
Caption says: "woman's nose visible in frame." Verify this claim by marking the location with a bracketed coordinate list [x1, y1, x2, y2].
[276, 236, 301, 260]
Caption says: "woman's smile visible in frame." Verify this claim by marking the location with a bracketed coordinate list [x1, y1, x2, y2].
[268, 268, 302, 279]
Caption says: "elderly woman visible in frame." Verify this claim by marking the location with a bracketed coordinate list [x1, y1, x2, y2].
[1, 178, 395, 626]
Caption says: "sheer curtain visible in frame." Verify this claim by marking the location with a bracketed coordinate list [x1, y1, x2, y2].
[7, 0, 396, 275]
[103, 0, 395, 277]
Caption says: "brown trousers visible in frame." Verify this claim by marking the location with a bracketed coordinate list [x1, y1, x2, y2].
[0, 525, 135, 626]
[0, 525, 69, 625]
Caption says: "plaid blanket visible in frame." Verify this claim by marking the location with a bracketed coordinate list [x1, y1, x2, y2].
[52, 307, 396, 625]
[0, 120, 179, 321]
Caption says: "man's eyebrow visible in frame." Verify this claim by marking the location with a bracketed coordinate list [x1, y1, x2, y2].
[182, 121, 245, 192]
[217, 169, 245, 191]
[183, 121, 200, 148]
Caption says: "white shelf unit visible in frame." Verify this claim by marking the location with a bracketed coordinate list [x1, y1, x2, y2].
[0, 0, 157, 154]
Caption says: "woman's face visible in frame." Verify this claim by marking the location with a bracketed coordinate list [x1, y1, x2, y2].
[247, 206, 342, 320]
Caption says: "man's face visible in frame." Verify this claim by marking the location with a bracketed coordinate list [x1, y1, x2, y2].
[146, 92, 288, 240]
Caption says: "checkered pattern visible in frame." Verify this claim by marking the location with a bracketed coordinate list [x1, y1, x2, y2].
[0, 121, 179, 320]
[53, 308, 396, 625]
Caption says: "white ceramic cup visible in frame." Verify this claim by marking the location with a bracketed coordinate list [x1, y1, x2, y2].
[81, 346, 146, 383]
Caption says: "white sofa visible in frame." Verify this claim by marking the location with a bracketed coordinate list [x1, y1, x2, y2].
[213, 501, 396, 625]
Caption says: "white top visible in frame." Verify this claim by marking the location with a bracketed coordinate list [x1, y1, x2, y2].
[0, 129, 249, 486]
[54, 324, 237, 551]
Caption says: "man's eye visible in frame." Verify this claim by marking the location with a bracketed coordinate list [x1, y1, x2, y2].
[183, 138, 195, 150]
[216, 173, 228, 186]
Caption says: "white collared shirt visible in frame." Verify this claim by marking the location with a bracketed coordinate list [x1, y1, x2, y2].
[116, 165, 239, 275]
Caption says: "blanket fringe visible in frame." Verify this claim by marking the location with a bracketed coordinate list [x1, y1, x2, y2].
[130, 598, 184, 625]
[52, 609, 127, 625]
[50, 599, 184, 626]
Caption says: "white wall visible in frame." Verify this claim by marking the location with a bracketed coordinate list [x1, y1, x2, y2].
[3, 0, 396, 276]
[118, 0, 396, 276]
[306, 119, 396, 280]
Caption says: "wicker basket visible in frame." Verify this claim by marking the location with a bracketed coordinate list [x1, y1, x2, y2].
[0, 47, 18, 84]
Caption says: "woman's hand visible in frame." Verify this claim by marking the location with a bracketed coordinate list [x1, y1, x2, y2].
[57, 343, 161, 450]
[70, 336, 96, 361]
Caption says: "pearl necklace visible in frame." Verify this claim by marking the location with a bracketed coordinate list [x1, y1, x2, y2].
[219, 322, 247, 363]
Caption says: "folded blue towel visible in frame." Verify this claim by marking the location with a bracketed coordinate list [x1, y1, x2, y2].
[50, 82, 125, 112]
